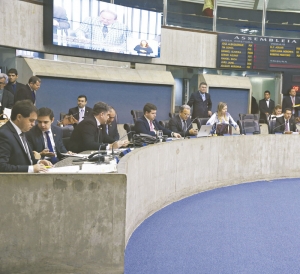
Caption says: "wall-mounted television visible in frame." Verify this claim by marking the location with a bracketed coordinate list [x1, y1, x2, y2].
[44, 0, 161, 58]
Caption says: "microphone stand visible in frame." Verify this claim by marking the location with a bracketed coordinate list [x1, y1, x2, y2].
[111, 131, 135, 157]
[184, 117, 199, 138]
[272, 123, 286, 134]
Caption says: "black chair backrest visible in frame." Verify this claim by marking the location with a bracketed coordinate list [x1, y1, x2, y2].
[124, 123, 135, 141]
[61, 125, 74, 138]
[60, 112, 67, 121]
[62, 137, 70, 151]
[159, 120, 170, 129]
[268, 119, 277, 134]
[240, 119, 260, 134]
[198, 118, 209, 126]
[239, 114, 260, 121]
[131, 110, 143, 123]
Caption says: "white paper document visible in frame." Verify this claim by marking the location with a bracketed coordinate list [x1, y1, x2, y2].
[47, 165, 80, 173]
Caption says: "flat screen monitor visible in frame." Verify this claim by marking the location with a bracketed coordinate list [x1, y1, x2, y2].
[45, 0, 161, 57]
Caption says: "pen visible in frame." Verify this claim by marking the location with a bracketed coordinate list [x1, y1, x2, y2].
[44, 166, 53, 168]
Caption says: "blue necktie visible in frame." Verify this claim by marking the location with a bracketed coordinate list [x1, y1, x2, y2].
[32, 90, 36, 102]
[45, 131, 58, 164]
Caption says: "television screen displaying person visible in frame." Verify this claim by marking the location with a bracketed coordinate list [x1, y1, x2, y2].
[134, 40, 153, 55]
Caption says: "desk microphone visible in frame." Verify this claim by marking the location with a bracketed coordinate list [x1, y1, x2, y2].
[184, 117, 199, 139]
[272, 123, 285, 134]
[111, 131, 135, 156]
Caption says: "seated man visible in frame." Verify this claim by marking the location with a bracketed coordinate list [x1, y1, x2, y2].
[26, 107, 72, 164]
[68, 101, 126, 153]
[0, 100, 52, 172]
[135, 103, 181, 138]
[169, 105, 198, 137]
[274, 108, 296, 133]
[68, 95, 93, 123]
[103, 106, 120, 141]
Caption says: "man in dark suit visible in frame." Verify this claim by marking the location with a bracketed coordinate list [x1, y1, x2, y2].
[103, 106, 120, 141]
[259, 90, 275, 123]
[187, 82, 212, 119]
[5, 68, 26, 96]
[68, 95, 93, 123]
[169, 105, 198, 137]
[69, 101, 127, 153]
[14, 76, 41, 105]
[135, 103, 181, 138]
[282, 87, 300, 117]
[0, 100, 52, 172]
[274, 108, 296, 133]
[0, 73, 14, 116]
[26, 107, 72, 163]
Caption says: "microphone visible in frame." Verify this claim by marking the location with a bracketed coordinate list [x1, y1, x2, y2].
[272, 122, 286, 134]
[183, 117, 199, 139]
[111, 130, 135, 156]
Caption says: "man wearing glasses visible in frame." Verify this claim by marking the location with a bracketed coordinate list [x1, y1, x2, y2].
[0, 73, 14, 116]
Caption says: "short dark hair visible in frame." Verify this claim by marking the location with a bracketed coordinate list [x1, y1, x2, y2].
[7, 68, 18, 75]
[28, 76, 41, 84]
[199, 82, 207, 87]
[143, 103, 157, 114]
[284, 108, 292, 113]
[37, 107, 54, 120]
[78, 95, 87, 101]
[11, 100, 37, 121]
[264, 90, 270, 95]
[92, 101, 109, 116]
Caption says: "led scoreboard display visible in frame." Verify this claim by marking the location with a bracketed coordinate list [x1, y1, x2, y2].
[217, 34, 300, 70]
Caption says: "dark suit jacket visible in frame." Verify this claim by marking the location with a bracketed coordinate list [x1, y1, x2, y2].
[26, 125, 67, 159]
[168, 115, 193, 136]
[282, 96, 300, 117]
[14, 84, 35, 104]
[135, 116, 172, 137]
[68, 106, 93, 121]
[103, 119, 120, 141]
[5, 82, 26, 96]
[1, 89, 14, 115]
[274, 116, 296, 133]
[0, 121, 38, 172]
[187, 91, 212, 119]
[68, 117, 112, 153]
[259, 99, 275, 122]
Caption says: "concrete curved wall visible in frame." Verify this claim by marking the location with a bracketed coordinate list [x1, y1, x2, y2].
[118, 135, 300, 244]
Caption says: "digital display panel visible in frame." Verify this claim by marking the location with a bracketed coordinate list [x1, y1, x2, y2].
[48, 0, 161, 57]
[217, 34, 300, 70]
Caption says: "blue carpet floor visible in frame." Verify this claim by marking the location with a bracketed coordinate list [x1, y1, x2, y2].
[125, 178, 300, 274]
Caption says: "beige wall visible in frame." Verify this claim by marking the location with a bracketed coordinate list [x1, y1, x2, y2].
[2, 0, 217, 68]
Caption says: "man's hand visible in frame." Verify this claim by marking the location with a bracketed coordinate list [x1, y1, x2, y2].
[39, 159, 53, 167]
[40, 149, 55, 157]
[173, 133, 181, 138]
[189, 128, 198, 136]
[208, 111, 212, 117]
[33, 162, 52, 173]
[67, 151, 76, 155]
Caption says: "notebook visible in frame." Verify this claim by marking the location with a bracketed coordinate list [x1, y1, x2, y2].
[197, 125, 213, 137]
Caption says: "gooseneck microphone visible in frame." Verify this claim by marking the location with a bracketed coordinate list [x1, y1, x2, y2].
[111, 131, 135, 156]
[183, 117, 199, 139]
[272, 122, 286, 134]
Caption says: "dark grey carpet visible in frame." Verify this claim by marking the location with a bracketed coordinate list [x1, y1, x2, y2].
[125, 179, 300, 274]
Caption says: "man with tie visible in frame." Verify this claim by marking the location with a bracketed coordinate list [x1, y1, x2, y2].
[14, 76, 41, 105]
[0, 73, 14, 116]
[103, 106, 120, 141]
[282, 87, 300, 117]
[0, 100, 52, 172]
[26, 107, 72, 164]
[259, 90, 275, 123]
[4, 68, 26, 96]
[135, 103, 181, 138]
[169, 105, 199, 137]
[68, 95, 93, 123]
[187, 82, 212, 119]
[274, 108, 296, 133]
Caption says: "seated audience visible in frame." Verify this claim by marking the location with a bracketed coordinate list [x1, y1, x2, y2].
[0, 100, 52, 172]
[282, 87, 300, 117]
[68, 101, 127, 153]
[135, 103, 181, 138]
[274, 108, 296, 133]
[26, 107, 72, 164]
[269, 105, 283, 120]
[14, 76, 41, 105]
[206, 102, 239, 134]
[103, 106, 119, 141]
[259, 90, 275, 123]
[169, 105, 198, 137]
[68, 95, 93, 123]
[0, 73, 14, 116]
[5, 68, 26, 96]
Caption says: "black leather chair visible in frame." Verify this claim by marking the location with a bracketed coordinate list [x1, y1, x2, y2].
[130, 110, 143, 123]
[61, 125, 74, 138]
[268, 119, 277, 134]
[239, 114, 260, 134]
[159, 120, 170, 129]
[124, 123, 135, 141]
[198, 118, 209, 126]
[60, 112, 67, 121]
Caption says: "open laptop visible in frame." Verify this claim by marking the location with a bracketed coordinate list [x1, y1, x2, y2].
[197, 125, 213, 137]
